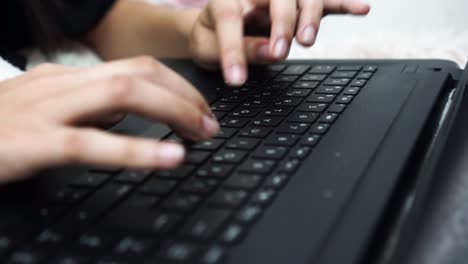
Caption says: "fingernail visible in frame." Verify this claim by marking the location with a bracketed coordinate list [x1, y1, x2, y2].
[227, 64, 246, 86]
[202, 115, 220, 137]
[157, 143, 185, 164]
[258, 44, 270, 59]
[302, 25, 316, 45]
[273, 38, 288, 59]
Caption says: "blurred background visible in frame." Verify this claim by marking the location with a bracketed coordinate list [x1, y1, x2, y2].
[289, 0, 468, 66]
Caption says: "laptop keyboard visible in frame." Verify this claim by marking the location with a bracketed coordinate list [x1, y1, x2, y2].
[1, 64, 377, 264]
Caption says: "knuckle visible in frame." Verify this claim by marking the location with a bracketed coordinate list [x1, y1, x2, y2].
[122, 141, 140, 164]
[131, 56, 161, 74]
[105, 75, 135, 104]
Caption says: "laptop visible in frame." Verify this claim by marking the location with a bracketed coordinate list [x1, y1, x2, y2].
[0, 58, 466, 264]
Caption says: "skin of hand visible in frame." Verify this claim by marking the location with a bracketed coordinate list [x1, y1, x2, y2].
[86, 0, 370, 86]
[190, 0, 371, 86]
[0, 57, 219, 184]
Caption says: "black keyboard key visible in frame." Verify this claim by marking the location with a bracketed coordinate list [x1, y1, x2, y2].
[212, 111, 226, 120]
[113, 236, 154, 257]
[297, 103, 328, 113]
[274, 75, 298, 83]
[51, 255, 89, 264]
[269, 82, 290, 89]
[310, 124, 330, 135]
[278, 159, 300, 173]
[363, 65, 378, 72]
[242, 99, 269, 108]
[292, 81, 319, 89]
[330, 71, 357, 78]
[180, 178, 218, 194]
[251, 116, 283, 127]
[161, 242, 199, 262]
[309, 65, 335, 74]
[328, 104, 346, 113]
[284, 89, 312, 98]
[239, 127, 272, 138]
[58, 184, 132, 231]
[287, 112, 318, 123]
[75, 233, 114, 253]
[357, 72, 373, 79]
[220, 94, 244, 102]
[264, 106, 294, 117]
[185, 151, 211, 165]
[220, 117, 250, 128]
[162, 194, 201, 212]
[257, 90, 281, 99]
[197, 163, 234, 179]
[34, 229, 66, 246]
[181, 208, 231, 240]
[266, 64, 286, 72]
[215, 128, 237, 139]
[102, 209, 181, 235]
[237, 205, 262, 223]
[70, 173, 109, 188]
[315, 85, 343, 95]
[222, 224, 244, 244]
[239, 159, 275, 174]
[264, 134, 299, 147]
[229, 107, 261, 117]
[319, 113, 338, 123]
[323, 78, 350, 86]
[301, 74, 327, 81]
[253, 146, 288, 160]
[265, 173, 290, 189]
[336, 95, 354, 104]
[200, 246, 226, 264]
[273, 98, 303, 107]
[8, 250, 45, 264]
[119, 194, 159, 209]
[300, 135, 321, 147]
[212, 150, 248, 164]
[191, 139, 224, 151]
[208, 189, 248, 208]
[226, 138, 260, 150]
[211, 102, 238, 112]
[223, 174, 262, 190]
[337, 65, 362, 71]
[252, 189, 276, 206]
[307, 94, 336, 103]
[290, 146, 312, 159]
[282, 65, 309, 75]
[139, 179, 177, 195]
[350, 79, 366, 87]
[90, 167, 122, 174]
[114, 170, 151, 184]
[45, 188, 90, 204]
[276, 122, 310, 134]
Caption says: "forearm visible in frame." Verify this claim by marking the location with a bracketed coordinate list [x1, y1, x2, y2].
[86, 0, 200, 60]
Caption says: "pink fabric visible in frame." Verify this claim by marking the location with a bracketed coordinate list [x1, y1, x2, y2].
[165, 0, 208, 8]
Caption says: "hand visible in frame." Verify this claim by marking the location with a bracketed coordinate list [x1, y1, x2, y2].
[190, 0, 370, 85]
[0, 57, 219, 184]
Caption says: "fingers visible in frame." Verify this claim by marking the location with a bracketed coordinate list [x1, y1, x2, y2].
[269, 0, 298, 59]
[323, 0, 371, 15]
[203, 0, 247, 86]
[43, 76, 219, 141]
[29, 58, 212, 117]
[297, 0, 324, 46]
[53, 128, 186, 169]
